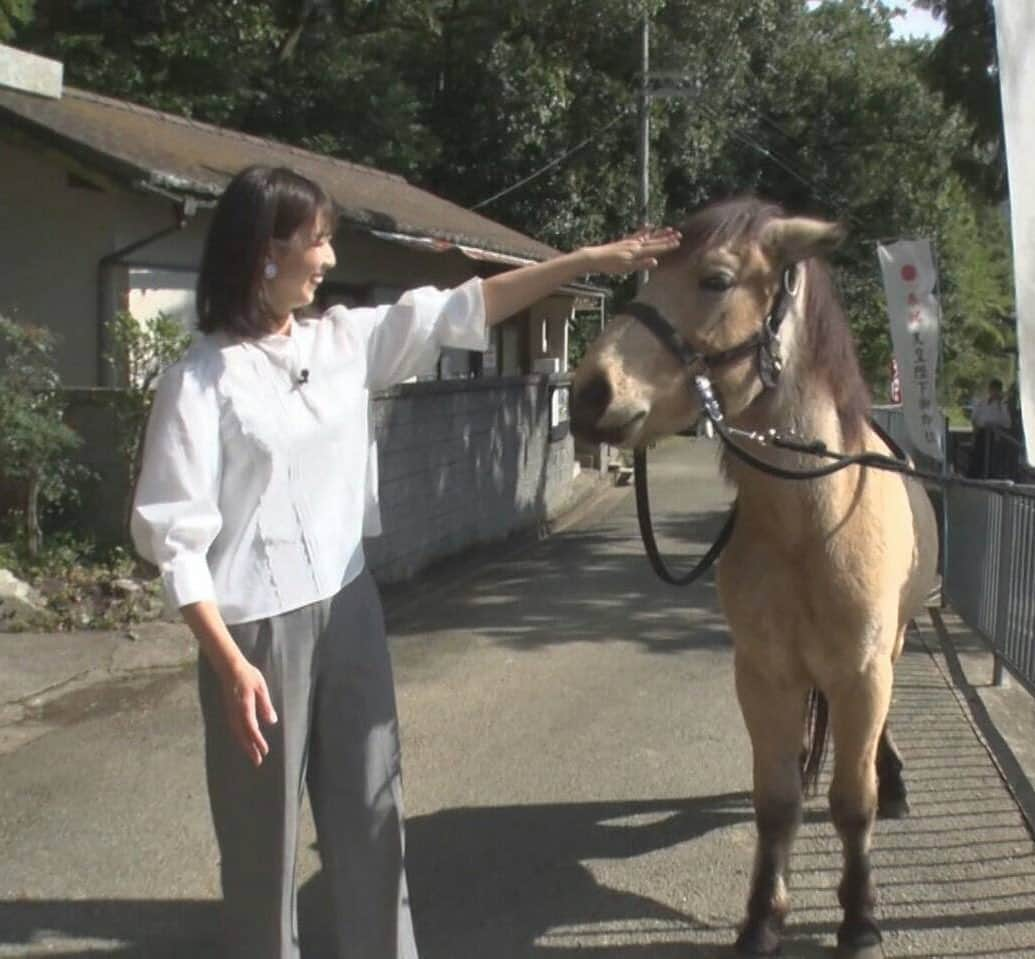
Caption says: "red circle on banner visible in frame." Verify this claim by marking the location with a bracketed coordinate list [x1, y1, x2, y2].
[901, 264, 917, 282]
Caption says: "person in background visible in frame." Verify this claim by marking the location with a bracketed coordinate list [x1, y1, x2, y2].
[130, 164, 680, 959]
[968, 377, 1011, 478]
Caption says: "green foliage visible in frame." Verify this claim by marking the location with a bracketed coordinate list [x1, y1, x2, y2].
[10, 0, 1015, 408]
[568, 308, 606, 370]
[17, 0, 442, 179]
[0, 0, 34, 40]
[916, 0, 1004, 200]
[104, 310, 190, 496]
[0, 316, 85, 557]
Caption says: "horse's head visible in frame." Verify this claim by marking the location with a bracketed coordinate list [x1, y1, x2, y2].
[571, 198, 849, 448]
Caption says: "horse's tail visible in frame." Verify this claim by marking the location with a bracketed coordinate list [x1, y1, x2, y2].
[801, 688, 829, 796]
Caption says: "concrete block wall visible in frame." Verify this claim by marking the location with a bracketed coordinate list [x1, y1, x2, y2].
[365, 374, 574, 583]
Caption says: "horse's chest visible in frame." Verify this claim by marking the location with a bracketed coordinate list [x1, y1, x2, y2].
[718, 538, 876, 672]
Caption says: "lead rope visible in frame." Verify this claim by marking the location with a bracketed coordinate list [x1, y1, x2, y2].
[631, 379, 928, 589]
[633, 446, 737, 587]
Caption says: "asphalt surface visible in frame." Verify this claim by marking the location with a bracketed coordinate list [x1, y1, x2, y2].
[2, 438, 1035, 958]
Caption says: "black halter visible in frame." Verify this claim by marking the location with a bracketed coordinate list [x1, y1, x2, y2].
[620, 263, 939, 587]
[621, 265, 800, 391]
[620, 267, 797, 586]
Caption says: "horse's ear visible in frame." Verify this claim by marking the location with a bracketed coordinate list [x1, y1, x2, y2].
[761, 217, 845, 265]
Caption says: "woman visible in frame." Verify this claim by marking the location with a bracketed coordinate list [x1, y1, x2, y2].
[131, 164, 678, 959]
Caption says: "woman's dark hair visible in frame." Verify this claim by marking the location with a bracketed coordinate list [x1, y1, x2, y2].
[196, 165, 337, 337]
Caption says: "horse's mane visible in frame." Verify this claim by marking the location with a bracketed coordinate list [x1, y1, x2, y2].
[665, 197, 871, 448]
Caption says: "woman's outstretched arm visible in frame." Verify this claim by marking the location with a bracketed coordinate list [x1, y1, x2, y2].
[481, 228, 681, 328]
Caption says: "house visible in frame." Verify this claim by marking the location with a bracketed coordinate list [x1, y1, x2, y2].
[0, 47, 608, 581]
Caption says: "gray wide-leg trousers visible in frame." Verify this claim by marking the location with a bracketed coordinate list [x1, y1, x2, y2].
[197, 570, 419, 959]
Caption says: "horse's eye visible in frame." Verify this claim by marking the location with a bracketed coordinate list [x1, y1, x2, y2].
[700, 272, 735, 293]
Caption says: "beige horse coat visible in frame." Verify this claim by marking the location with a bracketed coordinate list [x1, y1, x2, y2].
[571, 198, 937, 958]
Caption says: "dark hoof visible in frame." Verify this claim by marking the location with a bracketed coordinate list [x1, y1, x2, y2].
[837, 916, 883, 958]
[735, 918, 783, 956]
[877, 794, 910, 819]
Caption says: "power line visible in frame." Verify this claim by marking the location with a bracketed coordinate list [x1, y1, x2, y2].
[471, 108, 634, 211]
[699, 103, 864, 228]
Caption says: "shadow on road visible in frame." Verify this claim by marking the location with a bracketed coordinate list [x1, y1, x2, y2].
[297, 790, 836, 958]
[389, 512, 736, 658]
[0, 899, 221, 957]
[0, 792, 758, 957]
[404, 791, 752, 957]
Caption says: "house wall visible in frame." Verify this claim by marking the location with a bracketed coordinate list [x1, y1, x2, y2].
[0, 140, 571, 384]
[0, 138, 209, 385]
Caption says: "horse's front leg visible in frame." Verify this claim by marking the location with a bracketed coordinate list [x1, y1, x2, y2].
[828, 657, 893, 959]
[734, 654, 808, 957]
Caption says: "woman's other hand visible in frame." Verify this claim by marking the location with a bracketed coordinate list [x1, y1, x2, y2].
[580, 227, 682, 275]
[221, 661, 278, 767]
[180, 601, 279, 768]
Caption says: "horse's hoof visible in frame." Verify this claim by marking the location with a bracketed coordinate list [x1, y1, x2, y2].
[735, 919, 783, 956]
[836, 916, 883, 958]
[877, 794, 910, 819]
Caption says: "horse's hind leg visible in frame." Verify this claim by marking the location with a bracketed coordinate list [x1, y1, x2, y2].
[734, 656, 807, 957]
[828, 659, 893, 959]
[878, 626, 909, 819]
[876, 722, 909, 819]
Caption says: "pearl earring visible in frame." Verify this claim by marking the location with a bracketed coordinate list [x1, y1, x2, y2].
[264, 261, 278, 280]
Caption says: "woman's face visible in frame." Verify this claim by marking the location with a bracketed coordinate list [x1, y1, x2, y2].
[266, 212, 337, 318]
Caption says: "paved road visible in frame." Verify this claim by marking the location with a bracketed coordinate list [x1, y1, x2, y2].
[2, 439, 1035, 957]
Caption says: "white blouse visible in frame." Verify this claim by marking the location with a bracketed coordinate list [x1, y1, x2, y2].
[131, 278, 487, 625]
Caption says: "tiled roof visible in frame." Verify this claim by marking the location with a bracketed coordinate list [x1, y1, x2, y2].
[0, 84, 560, 262]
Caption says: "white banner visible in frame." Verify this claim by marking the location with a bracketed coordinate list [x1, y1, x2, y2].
[994, 0, 1035, 465]
[877, 239, 945, 461]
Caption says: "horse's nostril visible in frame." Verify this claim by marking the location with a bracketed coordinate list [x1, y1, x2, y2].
[573, 374, 613, 423]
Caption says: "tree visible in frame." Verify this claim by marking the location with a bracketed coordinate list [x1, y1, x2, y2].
[104, 310, 190, 535]
[0, 0, 34, 40]
[11, 0, 1012, 403]
[663, 0, 1013, 402]
[16, 0, 441, 180]
[915, 0, 1004, 200]
[0, 317, 83, 558]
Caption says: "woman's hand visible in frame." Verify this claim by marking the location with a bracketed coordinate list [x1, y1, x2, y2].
[579, 227, 682, 275]
[181, 600, 279, 767]
[220, 659, 278, 768]
[482, 226, 682, 328]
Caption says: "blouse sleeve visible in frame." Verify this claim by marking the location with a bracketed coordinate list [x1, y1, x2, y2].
[360, 277, 488, 390]
[130, 358, 223, 609]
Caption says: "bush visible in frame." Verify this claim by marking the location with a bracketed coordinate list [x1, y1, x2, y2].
[0, 316, 87, 557]
[105, 310, 191, 528]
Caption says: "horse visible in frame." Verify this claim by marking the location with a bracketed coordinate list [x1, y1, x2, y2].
[570, 197, 938, 958]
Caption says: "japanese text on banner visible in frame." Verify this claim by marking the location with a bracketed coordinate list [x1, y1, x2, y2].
[877, 239, 945, 461]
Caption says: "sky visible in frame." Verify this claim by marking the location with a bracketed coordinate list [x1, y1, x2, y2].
[806, 2, 946, 42]
[888, 4, 946, 41]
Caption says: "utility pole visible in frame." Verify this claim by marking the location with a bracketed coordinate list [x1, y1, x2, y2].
[636, 10, 698, 289]
[637, 11, 651, 290]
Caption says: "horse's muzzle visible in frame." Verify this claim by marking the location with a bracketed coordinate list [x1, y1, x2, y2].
[571, 374, 647, 445]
